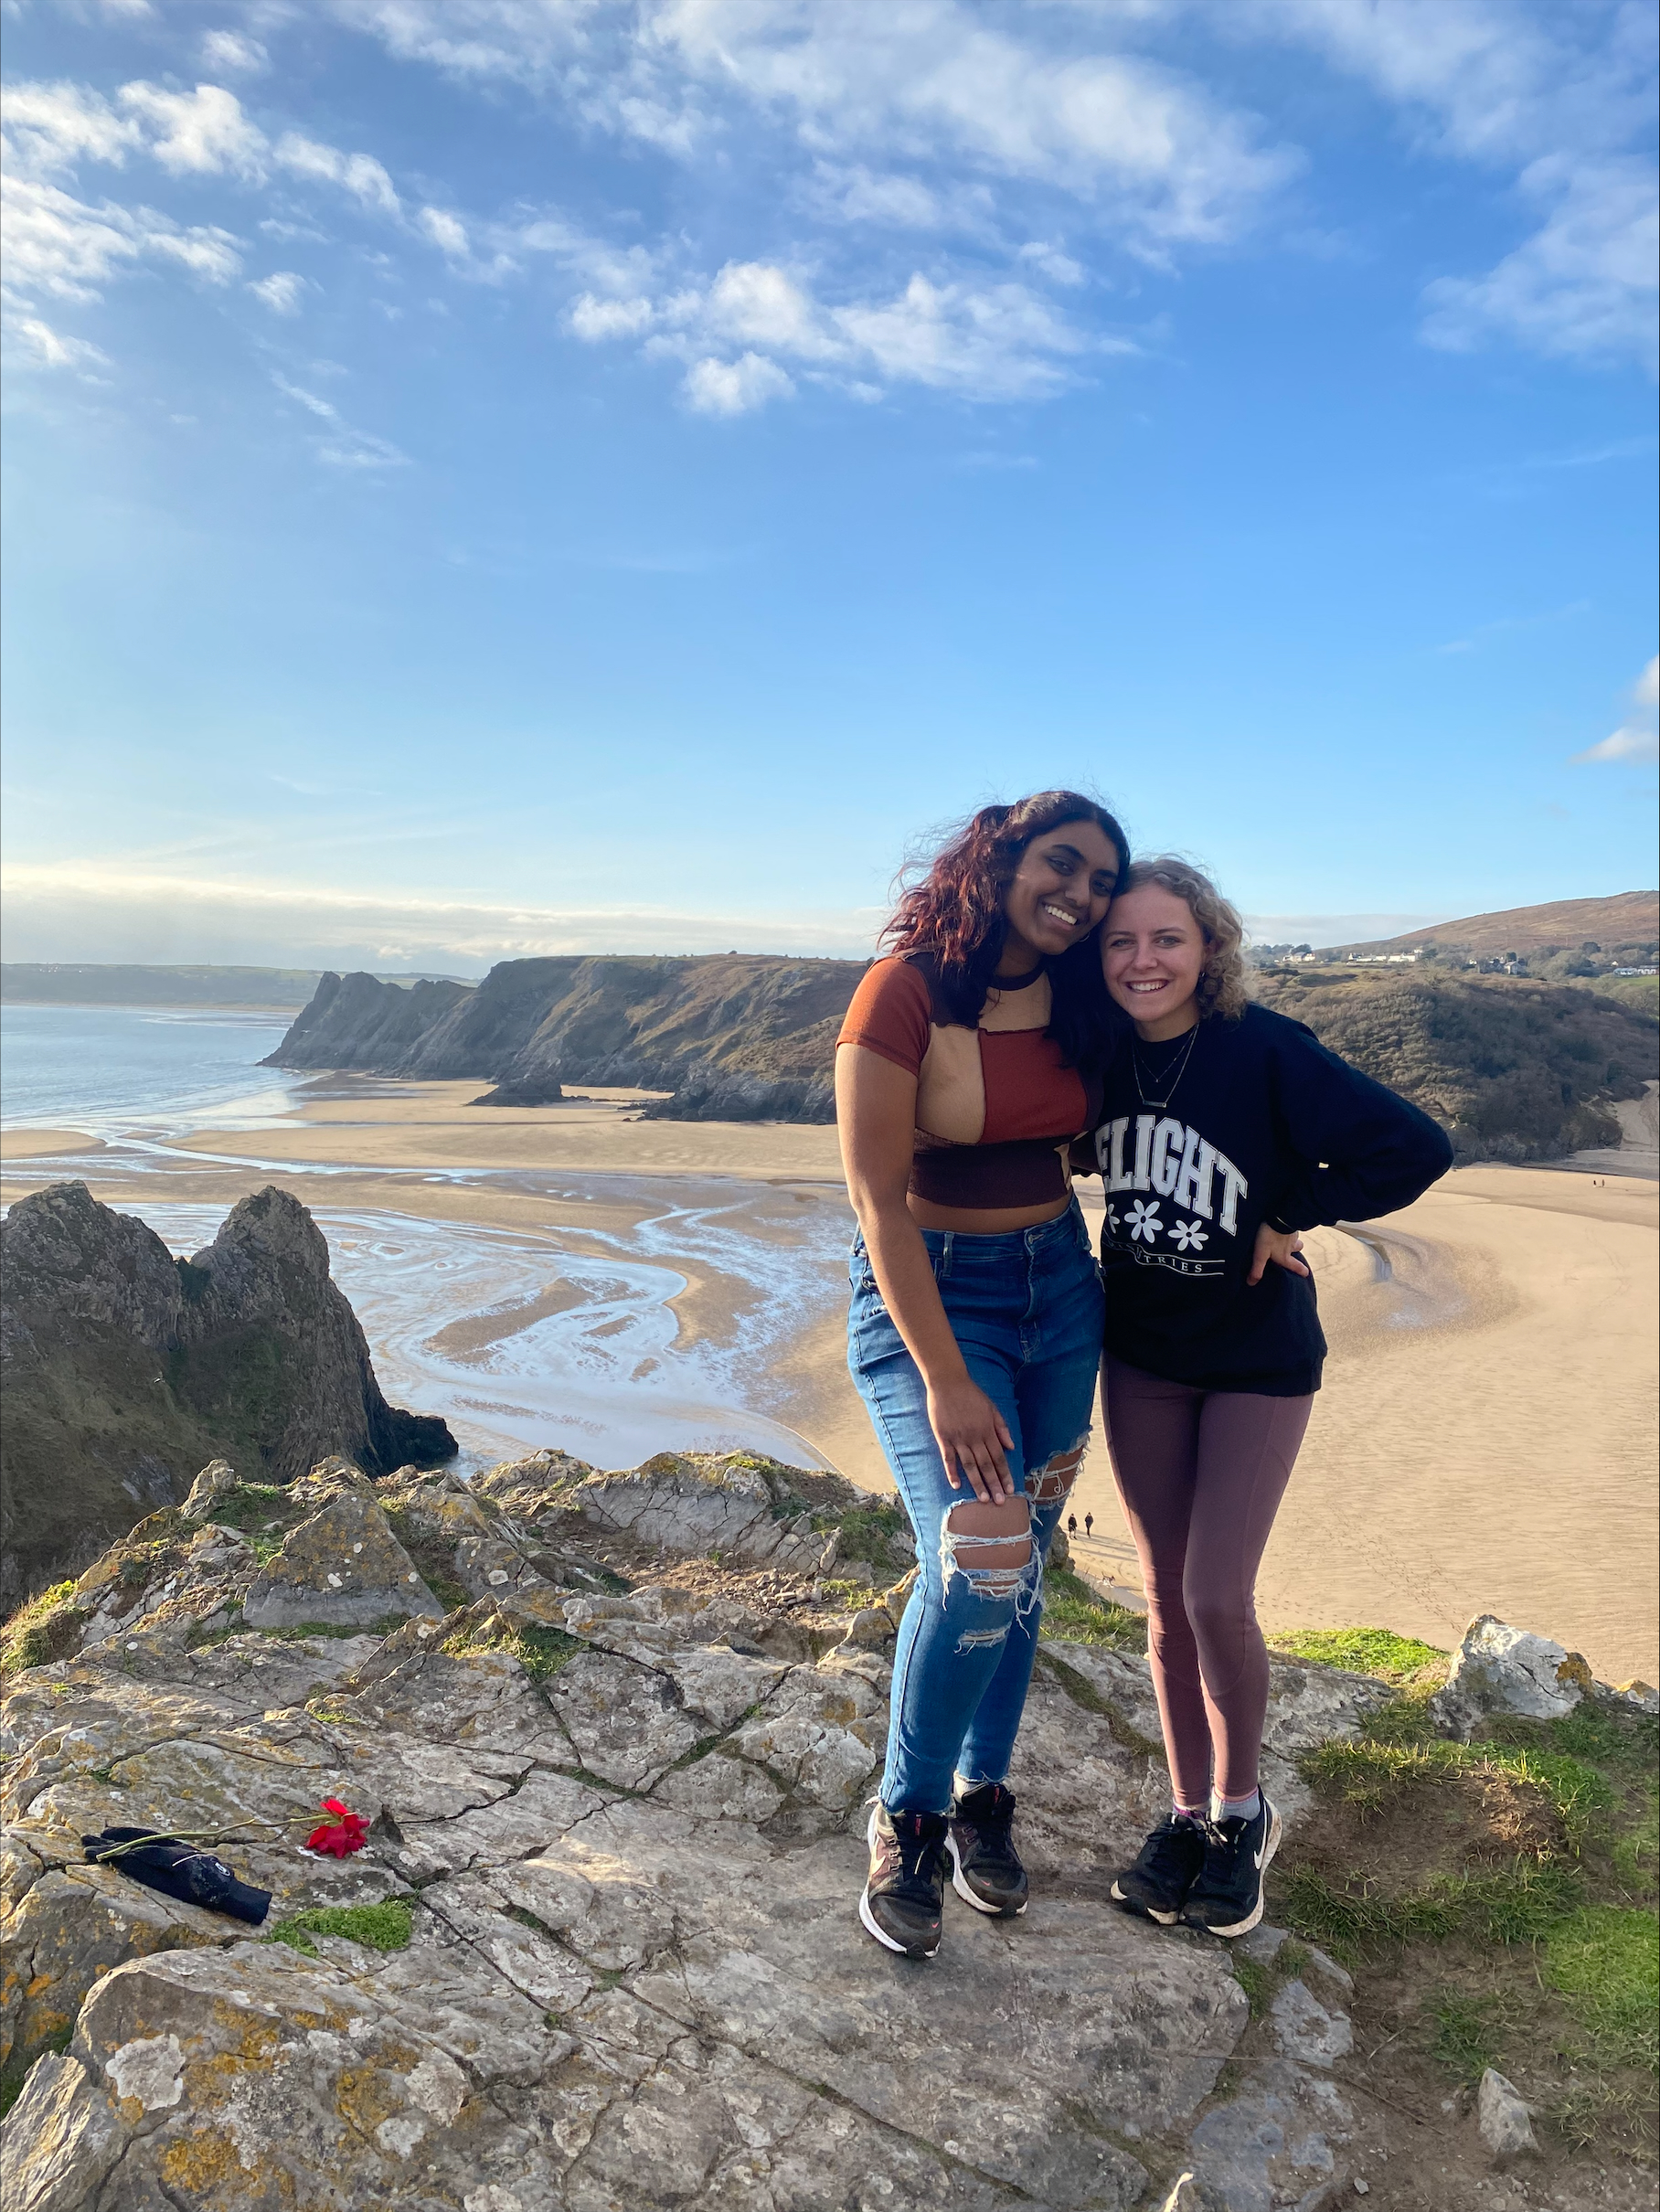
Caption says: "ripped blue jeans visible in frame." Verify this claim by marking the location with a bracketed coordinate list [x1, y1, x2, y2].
[848, 1200, 1104, 1813]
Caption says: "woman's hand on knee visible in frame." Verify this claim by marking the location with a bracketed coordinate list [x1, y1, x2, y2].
[926, 1377, 1016, 1504]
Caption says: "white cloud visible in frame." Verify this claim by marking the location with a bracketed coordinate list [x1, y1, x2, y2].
[0, 73, 405, 349]
[4, 313, 111, 371]
[641, 0, 1298, 245]
[0, 859, 886, 964]
[1229, 3, 1656, 374]
[837, 271, 1097, 396]
[581, 255, 1104, 407]
[1575, 656, 1660, 764]
[201, 30, 270, 75]
[1421, 156, 1658, 371]
[322, 0, 1654, 379]
[271, 373, 409, 466]
[116, 81, 267, 177]
[0, 80, 141, 176]
[273, 133, 401, 214]
[249, 270, 306, 314]
[326, 0, 1295, 248]
[417, 205, 470, 257]
[569, 292, 655, 338]
[804, 164, 953, 232]
[0, 175, 243, 299]
[682, 351, 796, 415]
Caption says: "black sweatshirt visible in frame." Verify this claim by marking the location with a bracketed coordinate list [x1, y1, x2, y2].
[1079, 1002, 1454, 1395]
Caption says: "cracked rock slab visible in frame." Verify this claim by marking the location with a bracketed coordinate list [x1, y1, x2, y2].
[243, 1490, 444, 1632]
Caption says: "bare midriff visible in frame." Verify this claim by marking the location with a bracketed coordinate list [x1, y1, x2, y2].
[907, 1193, 1074, 1234]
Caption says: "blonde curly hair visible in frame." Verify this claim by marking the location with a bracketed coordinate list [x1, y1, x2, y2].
[1113, 856, 1252, 1020]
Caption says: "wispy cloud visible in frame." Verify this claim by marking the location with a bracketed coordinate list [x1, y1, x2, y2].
[573, 256, 1118, 412]
[1436, 597, 1591, 654]
[1, 0, 1652, 423]
[0, 860, 888, 965]
[1574, 657, 1660, 763]
[2, 312, 110, 372]
[249, 270, 306, 314]
[1421, 155, 1658, 373]
[271, 374, 407, 467]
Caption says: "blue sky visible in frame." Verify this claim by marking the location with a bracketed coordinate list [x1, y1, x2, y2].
[2, 0, 1655, 973]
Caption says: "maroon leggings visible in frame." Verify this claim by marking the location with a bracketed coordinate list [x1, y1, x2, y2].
[1102, 1355, 1313, 1806]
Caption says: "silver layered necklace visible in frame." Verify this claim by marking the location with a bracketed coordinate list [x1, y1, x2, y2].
[1132, 1022, 1201, 1111]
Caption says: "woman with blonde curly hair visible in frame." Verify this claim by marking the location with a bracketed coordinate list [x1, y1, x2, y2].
[1081, 858, 1452, 1939]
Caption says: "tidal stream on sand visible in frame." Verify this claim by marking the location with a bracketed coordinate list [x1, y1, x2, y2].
[132, 1192, 852, 1473]
[0, 1005, 854, 1471]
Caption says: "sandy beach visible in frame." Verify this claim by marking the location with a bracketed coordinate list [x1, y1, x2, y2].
[5, 1074, 1655, 1685]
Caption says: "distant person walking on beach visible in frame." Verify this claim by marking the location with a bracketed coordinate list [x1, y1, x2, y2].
[1084, 1512, 1093, 1537]
[836, 791, 1127, 1958]
[1085, 859, 1452, 1938]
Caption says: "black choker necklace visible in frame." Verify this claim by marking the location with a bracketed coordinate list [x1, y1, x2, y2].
[993, 961, 1046, 991]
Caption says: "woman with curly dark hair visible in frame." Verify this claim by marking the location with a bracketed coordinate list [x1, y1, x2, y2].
[835, 790, 1128, 1958]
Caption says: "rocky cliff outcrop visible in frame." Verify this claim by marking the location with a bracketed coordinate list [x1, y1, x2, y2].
[0, 1451, 1389, 2211]
[5, 1449, 1652, 2209]
[265, 955, 864, 1122]
[0, 1184, 454, 1601]
[266, 955, 1657, 1153]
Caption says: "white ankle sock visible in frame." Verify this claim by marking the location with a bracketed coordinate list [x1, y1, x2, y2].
[1214, 1789, 1261, 1824]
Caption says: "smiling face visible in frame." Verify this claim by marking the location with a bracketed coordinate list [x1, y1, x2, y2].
[1101, 884, 1208, 1037]
[997, 819, 1122, 972]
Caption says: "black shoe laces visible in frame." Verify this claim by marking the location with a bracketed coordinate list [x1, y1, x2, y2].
[1140, 1814, 1201, 1881]
[885, 1813, 946, 1897]
[1197, 1816, 1250, 1878]
[955, 1784, 1015, 1841]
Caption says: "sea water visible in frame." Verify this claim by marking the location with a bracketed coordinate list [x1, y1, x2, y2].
[1, 1005, 850, 1472]
[0, 1004, 306, 1134]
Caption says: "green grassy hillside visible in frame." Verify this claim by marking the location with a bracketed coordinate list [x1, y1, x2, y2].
[1254, 969, 1657, 1163]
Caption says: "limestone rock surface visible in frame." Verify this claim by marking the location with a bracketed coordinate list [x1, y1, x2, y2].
[13, 1515, 1616, 2210]
[1431, 1614, 1596, 1738]
[574, 1452, 850, 1575]
[1477, 2068, 1538, 2159]
[243, 1490, 445, 1631]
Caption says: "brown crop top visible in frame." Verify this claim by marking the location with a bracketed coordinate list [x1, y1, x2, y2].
[835, 954, 1103, 1210]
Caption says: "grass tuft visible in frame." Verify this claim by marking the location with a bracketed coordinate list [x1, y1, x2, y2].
[440, 1614, 582, 1683]
[1041, 1566, 1148, 1654]
[1270, 1626, 1447, 1686]
[1302, 1731, 1613, 1845]
[1543, 1906, 1660, 2074]
[819, 1578, 887, 1612]
[262, 1900, 413, 1955]
[1428, 1985, 1519, 2081]
[1281, 1855, 1584, 1954]
[1, 1581, 88, 1676]
[0, 2028, 73, 2123]
[1231, 1954, 1274, 2018]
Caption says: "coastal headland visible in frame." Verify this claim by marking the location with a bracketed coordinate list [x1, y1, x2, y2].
[5, 1069, 1655, 1686]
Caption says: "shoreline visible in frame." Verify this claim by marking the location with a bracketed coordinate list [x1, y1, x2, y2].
[4, 1079, 1655, 1682]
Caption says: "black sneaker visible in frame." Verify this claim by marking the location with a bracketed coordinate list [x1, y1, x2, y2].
[1179, 1794, 1282, 1938]
[947, 1783, 1028, 1917]
[1111, 1813, 1206, 1925]
[859, 1803, 948, 1958]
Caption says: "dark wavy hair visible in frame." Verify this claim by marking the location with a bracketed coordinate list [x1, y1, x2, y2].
[880, 790, 1130, 1066]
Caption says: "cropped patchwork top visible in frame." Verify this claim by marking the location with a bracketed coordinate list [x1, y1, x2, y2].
[835, 953, 1103, 1210]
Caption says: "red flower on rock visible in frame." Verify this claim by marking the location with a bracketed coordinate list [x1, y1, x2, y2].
[304, 1799, 369, 1857]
